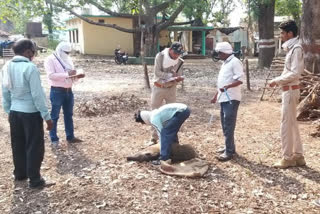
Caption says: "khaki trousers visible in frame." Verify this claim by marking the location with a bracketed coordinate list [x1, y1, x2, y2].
[150, 85, 177, 141]
[280, 89, 303, 160]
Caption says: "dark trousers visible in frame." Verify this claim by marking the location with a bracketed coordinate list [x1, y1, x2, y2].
[9, 111, 44, 183]
[160, 108, 191, 160]
[220, 100, 240, 155]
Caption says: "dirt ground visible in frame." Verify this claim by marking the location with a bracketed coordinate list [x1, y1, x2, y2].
[0, 55, 319, 214]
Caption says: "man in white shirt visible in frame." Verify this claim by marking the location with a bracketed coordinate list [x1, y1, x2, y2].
[211, 42, 244, 161]
[269, 20, 305, 169]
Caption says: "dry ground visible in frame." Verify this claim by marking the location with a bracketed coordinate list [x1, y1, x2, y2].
[0, 55, 319, 214]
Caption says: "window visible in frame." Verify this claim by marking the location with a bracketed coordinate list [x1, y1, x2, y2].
[98, 19, 105, 23]
[69, 29, 79, 43]
[72, 31, 75, 44]
[75, 29, 79, 43]
[69, 31, 72, 43]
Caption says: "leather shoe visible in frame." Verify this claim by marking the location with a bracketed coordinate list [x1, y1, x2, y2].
[151, 159, 161, 165]
[292, 155, 306, 167]
[14, 176, 27, 181]
[273, 158, 296, 169]
[216, 152, 234, 161]
[29, 177, 56, 189]
[68, 137, 83, 144]
[216, 147, 225, 154]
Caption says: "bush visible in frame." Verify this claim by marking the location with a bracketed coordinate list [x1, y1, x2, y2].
[47, 34, 60, 50]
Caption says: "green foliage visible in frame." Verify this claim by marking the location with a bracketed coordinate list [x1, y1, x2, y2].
[47, 33, 60, 50]
[242, 0, 276, 21]
[183, 0, 210, 20]
[110, 0, 140, 14]
[182, 0, 236, 26]
[275, 0, 301, 23]
[243, 0, 301, 23]
[0, 0, 64, 34]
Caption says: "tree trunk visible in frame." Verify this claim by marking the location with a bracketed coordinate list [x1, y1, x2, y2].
[132, 17, 141, 57]
[43, 13, 53, 34]
[258, 0, 275, 69]
[301, 0, 320, 74]
[144, 31, 158, 57]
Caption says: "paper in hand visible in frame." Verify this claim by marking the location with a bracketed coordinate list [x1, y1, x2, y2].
[163, 75, 184, 83]
[67, 68, 84, 78]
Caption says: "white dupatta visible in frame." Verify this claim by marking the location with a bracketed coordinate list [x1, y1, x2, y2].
[1, 61, 13, 90]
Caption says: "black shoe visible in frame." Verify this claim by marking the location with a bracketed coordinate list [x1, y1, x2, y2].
[216, 147, 225, 154]
[216, 153, 234, 162]
[151, 159, 161, 165]
[29, 178, 56, 189]
[14, 176, 27, 181]
[67, 137, 83, 144]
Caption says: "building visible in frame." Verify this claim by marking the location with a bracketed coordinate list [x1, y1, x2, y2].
[0, 30, 10, 41]
[207, 27, 248, 53]
[25, 22, 48, 48]
[66, 14, 215, 57]
[66, 15, 134, 55]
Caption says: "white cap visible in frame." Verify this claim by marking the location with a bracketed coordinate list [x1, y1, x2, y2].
[215, 42, 233, 54]
[140, 111, 151, 125]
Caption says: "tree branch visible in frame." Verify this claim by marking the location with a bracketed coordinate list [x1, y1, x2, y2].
[142, 0, 151, 11]
[157, 4, 185, 31]
[53, 3, 138, 33]
[172, 20, 195, 26]
[152, 0, 175, 14]
[7, 5, 19, 13]
[85, 0, 133, 18]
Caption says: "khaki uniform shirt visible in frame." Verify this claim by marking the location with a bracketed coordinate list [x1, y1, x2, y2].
[153, 49, 183, 88]
[272, 37, 304, 86]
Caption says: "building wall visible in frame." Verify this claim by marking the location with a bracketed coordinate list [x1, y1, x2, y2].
[67, 19, 83, 53]
[32, 37, 48, 47]
[67, 17, 134, 55]
[159, 30, 170, 47]
[210, 28, 248, 51]
[82, 17, 133, 55]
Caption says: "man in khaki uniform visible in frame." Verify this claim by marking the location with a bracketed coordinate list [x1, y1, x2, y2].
[269, 20, 305, 169]
[150, 42, 184, 144]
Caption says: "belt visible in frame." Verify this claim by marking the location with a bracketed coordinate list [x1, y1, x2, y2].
[282, 85, 300, 91]
[51, 86, 72, 92]
[154, 82, 172, 88]
[154, 82, 164, 88]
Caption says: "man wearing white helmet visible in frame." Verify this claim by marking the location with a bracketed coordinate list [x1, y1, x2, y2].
[210, 42, 244, 161]
[134, 103, 191, 165]
[44, 42, 85, 146]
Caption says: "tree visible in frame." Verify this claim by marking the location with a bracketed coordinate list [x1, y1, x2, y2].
[182, 0, 236, 27]
[0, 0, 41, 33]
[0, 0, 62, 35]
[214, 0, 236, 27]
[245, 0, 275, 68]
[257, 0, 275, 68]
[300, 0, 320, 74]
[275, 0, 302, 25]
[52, 0, 194, 57]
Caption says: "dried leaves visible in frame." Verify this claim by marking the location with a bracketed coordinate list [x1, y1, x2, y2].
[75, 94, 147, 117]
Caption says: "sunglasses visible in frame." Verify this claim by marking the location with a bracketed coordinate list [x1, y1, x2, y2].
[64, 51, 70, 55]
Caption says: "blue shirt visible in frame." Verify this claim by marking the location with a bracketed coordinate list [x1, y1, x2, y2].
[150, 103, 188, 132]
[2, 56, 51, 120]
